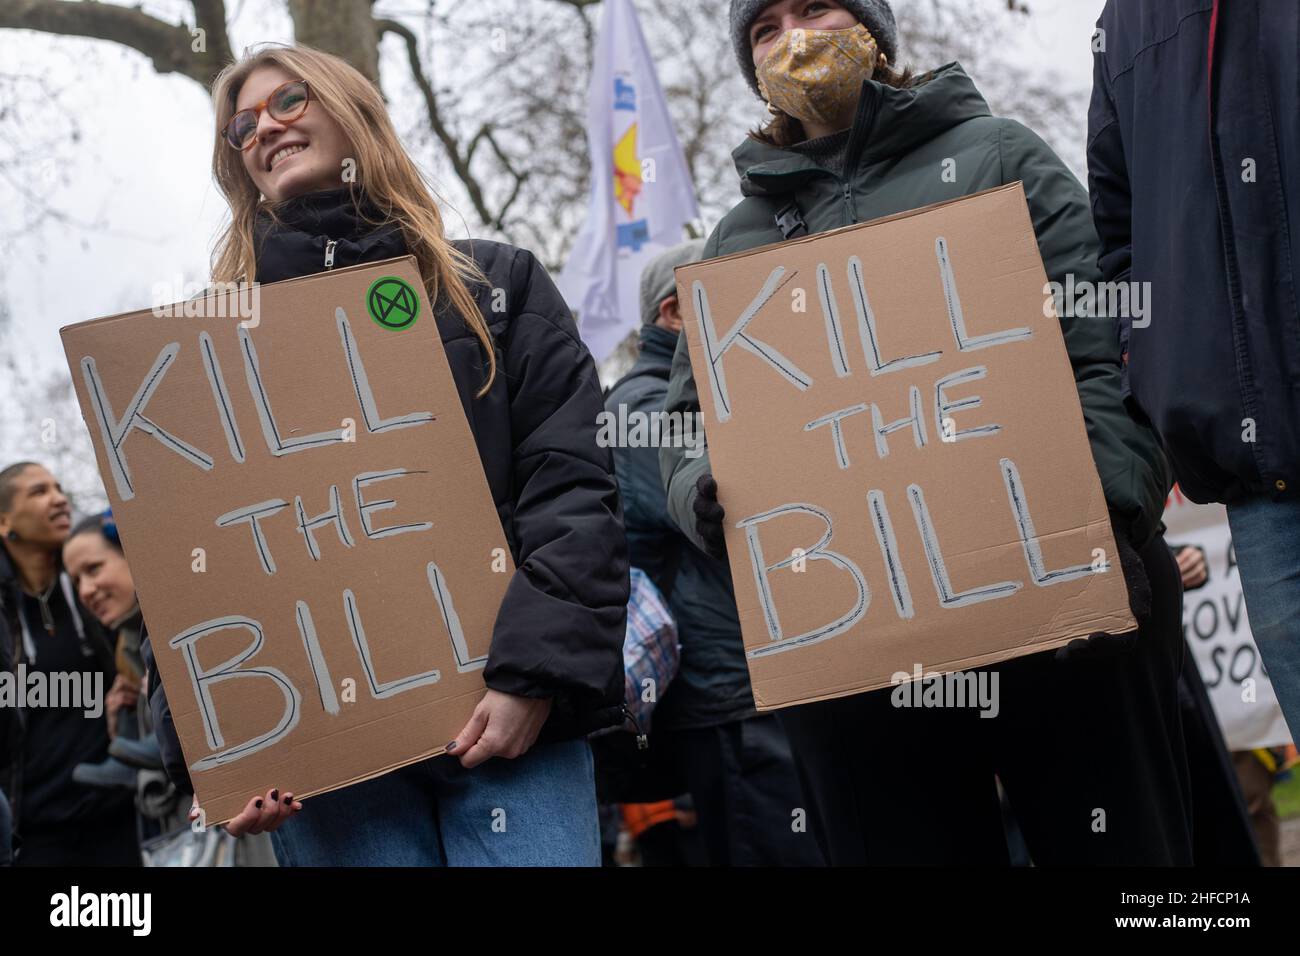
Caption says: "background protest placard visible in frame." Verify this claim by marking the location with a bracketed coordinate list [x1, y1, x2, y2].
[1164, 490, 1293, 751]
[61, 257, 511, 824]
[676, 184, 1134, 709]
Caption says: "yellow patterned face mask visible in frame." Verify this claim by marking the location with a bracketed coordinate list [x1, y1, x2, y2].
[756, 23, 881, 129]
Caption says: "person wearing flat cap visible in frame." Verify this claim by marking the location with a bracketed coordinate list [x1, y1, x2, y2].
[605, 241, 822, 866]
[657, 0, 1192, 866]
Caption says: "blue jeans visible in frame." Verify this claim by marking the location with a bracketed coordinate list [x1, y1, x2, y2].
[1226, 496, 1300, 741]
[269, 739, 600, 866]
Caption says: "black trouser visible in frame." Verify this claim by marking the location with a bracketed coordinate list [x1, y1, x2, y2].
[636, 819, 707, 867]
[778, 534, 1193, 865]
[15, 803, 141, 867]
[660, 712, 824, 866]
[1178, 641, 1261, 865]
[0, 789, 11, 866]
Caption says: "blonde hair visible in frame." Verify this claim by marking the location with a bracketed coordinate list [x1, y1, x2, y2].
[210, 44, 496, 395]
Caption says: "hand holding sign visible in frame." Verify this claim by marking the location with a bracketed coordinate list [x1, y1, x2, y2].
[693, 474, 728, 561]
[447, 689, 553, 769]
[62, 259, 514, 824]
[674, 185, 1137, 709]
[214, 789, 302, 838]
[1175, 545, 1209, 590]
[1053, 511, 1152, 663]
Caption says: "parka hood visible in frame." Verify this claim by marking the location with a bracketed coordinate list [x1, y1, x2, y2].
[734, 62, 993, 196]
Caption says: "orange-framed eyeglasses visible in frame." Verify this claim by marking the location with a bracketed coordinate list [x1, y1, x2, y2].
[223, 79, 311, 151]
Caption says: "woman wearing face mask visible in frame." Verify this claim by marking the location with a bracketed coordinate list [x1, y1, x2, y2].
[661, 0, 1190, 865]
[140, 44, 628, 866]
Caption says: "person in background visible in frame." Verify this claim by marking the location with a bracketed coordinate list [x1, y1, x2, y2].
[1169, 543, 1261, 865]
[60, 513, 143, 761]
[604, 241, 821, 866]
[0, 462, 138, 866]
[1088, 0, 1300, 741]
[62, 511, 279, 866]
[1174, 546, 1208, 593]
[620, 795, 704, 866]
[1175, 540, 1291, 868]
[1232, 747, 1289, 868]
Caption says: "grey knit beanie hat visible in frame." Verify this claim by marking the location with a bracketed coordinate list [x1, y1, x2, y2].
[640, 239, 707, 326]
[729, 0, 899, 98]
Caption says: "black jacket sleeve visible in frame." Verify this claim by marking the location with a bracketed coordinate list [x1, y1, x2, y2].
[1085, 27, 1144, 402]
[140, 630, 194, 795]
[999, 119, 1170, 550]
[481, 248, 629, 735]
[661, 227, 723, 556]
[1086, 25, 1133, 294]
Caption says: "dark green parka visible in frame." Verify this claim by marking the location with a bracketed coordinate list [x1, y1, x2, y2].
[661, 63, 1170, 558]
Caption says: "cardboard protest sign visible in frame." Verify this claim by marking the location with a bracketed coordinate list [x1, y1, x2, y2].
[61, 257, 511, 824]
[1164, 489, 1293, 750]
[676, 183, 1135, 709]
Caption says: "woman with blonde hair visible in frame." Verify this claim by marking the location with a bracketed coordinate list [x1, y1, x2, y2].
[142, 43, 629, 867]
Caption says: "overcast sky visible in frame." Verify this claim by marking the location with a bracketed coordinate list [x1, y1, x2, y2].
[0, 0, 1104, 426]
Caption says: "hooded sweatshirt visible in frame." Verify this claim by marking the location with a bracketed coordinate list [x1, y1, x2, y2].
[0, 546, 127, 835]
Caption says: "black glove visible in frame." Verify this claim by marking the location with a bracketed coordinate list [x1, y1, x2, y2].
[1055, 511, 1152, 663]
[692, 474, 727, 561]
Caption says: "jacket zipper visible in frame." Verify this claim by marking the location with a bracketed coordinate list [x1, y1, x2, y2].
[323, 239, 338, 270]
[35, 580, 56, 634]
[837, 82, 879, 226]
[748, 83, 883, 233]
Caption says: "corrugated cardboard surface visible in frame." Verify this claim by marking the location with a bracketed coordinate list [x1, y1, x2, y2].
[61, 257, 511, 823]
[676, 184, 1135, 710]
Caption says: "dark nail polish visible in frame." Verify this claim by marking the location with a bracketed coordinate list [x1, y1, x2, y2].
[445, 740, 458, 753]
[270, 789, 279, 801]
[255, 799, 263, 809]
[283, 793, 293, 804]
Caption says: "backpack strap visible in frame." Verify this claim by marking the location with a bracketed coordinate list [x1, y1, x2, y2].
[775, 200, 808, 240]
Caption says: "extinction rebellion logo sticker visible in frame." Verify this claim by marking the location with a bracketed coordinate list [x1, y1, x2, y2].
[366, 276, 420, 330]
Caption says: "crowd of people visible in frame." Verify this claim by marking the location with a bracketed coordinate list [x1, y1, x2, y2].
[1, 0, 1297, 866]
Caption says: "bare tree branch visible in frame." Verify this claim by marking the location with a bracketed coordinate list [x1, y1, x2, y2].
[376, 16, 499, 228]
[478, 127, 530, 229]
[191, 0, 233, 70]
[545, 0, 599, 56]
[0, 0, 229, 86]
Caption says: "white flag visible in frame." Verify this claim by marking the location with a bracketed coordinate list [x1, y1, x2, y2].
[558, 0, 700, 362]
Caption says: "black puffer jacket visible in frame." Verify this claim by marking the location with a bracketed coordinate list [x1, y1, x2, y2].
[144, 188, 629, 793]
[1, 547, 124, 837]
